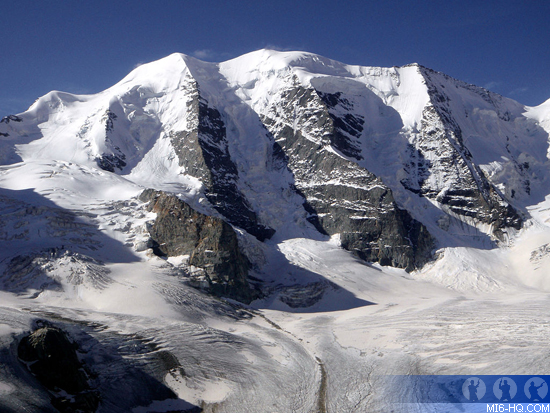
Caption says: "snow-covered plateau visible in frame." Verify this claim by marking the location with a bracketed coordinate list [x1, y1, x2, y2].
[1, 50, 550, 412]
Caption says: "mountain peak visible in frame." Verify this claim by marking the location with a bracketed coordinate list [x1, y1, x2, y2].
[1, 49, 548, 252]
[1, 49, 550, 412]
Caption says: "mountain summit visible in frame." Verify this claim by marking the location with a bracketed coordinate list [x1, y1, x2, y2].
[2, 50, 547, 272]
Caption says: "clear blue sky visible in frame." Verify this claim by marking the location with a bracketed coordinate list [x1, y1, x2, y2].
[1, 0, 549, 116]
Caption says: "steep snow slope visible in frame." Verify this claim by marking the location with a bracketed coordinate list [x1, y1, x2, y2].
[4, 50, 547, 250]
[0, 54, 195, 189]
[1, 50, 550, 412]
[220, 50, 546, 250]
[525, 97, 550, 132]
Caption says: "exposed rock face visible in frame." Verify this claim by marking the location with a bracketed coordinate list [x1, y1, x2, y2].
[140, 189, 255, 303]
[96, 152, 127, 173]
[18, 326, 99, 412]
[0, 115, 22, 124]
[95, 110, 127, 172]
[316, 91, 364, 160]
[170, 81, 275, 241]
[530, 243, 550, 267]
[410, 66, 522, 239]
[261, 79, 434, 270]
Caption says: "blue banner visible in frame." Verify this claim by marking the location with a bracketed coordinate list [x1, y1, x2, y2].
[391, 375, 550, 404]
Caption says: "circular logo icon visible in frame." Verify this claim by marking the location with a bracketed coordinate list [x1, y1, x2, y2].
[525, 377, 548, 401]
[463, 377, 486, 401]
[493, 377, 517, 401]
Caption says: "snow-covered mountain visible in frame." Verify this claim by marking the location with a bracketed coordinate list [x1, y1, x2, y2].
[1, 50, 550, 412]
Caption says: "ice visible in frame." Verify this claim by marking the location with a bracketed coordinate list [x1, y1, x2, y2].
[1, 49, 550, 412]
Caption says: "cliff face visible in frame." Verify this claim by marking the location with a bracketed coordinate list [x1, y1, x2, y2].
[139, 189, 254, 303]
[408, 66, 523, 239]
[260, 81, 434, 270]
[169, 78, 275, 242]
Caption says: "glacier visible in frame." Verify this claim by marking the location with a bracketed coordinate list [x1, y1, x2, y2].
[0, 49, 549, 412]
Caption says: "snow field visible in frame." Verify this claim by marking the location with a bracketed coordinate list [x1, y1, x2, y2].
[1, 49, 550, 411]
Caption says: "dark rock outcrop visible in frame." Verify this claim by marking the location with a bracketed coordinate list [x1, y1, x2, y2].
[140, 189, 256, 303]
[0, 115, 23, 124]
[95, 110, 127, 172]
[170, 82, 275, 241]
[18, 326, 100, 412]
[103, 109, 117, 133]
[411, 66, 523, 239]
[96, 152, 127, 172]
[261, 79, 434, 271]
[316, 91, 364, 160]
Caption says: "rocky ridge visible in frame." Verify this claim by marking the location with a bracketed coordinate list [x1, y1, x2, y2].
[168, 79, 276, 242]
[413, 66, 522, 239]
[258, 76, 434, 270]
